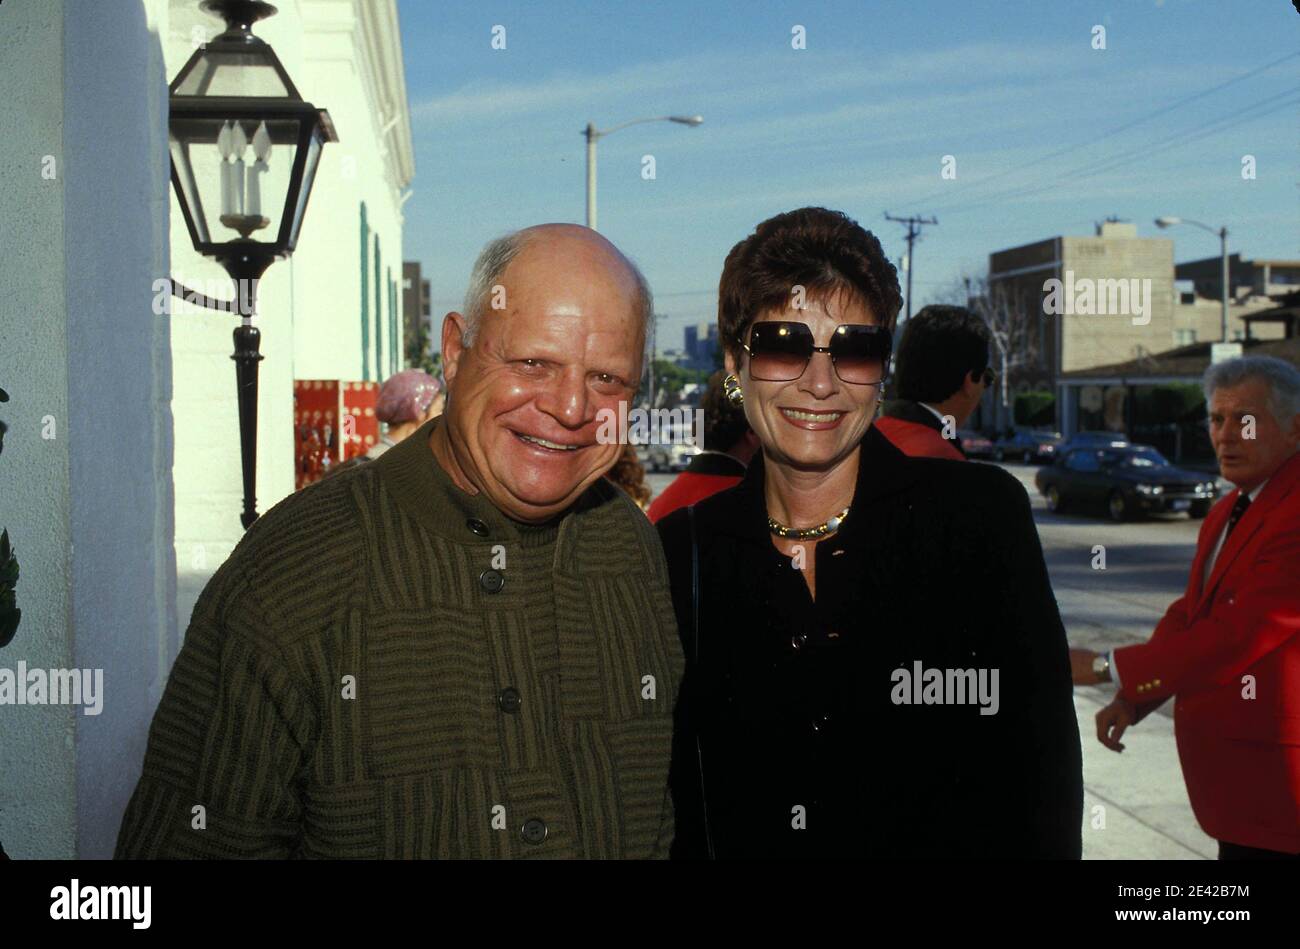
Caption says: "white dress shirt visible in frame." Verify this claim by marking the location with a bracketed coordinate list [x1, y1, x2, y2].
[919, 402, 949, 428]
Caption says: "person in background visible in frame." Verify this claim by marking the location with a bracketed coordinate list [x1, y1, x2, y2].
[647, 370, 759, 523]
[366, 369, 444, 459]
[1072, 355, 1300, 860]
[874, 304, 994, 460]
[605, 441, 653, 511]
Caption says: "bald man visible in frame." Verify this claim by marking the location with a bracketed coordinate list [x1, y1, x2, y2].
[117, 225, 683, 859]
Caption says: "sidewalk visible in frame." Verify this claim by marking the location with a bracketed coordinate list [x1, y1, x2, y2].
[999, 462, 1217, 859]
[1073, 687, 1215, 859]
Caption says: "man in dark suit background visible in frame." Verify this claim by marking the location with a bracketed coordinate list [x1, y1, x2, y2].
[875, 304, 995, 460]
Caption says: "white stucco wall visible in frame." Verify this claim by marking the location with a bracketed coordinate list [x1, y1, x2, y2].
[163, 0, 303, 634]
[293, 0, 409, 384]
[0, 0, 410, 856]
[164, 0, 410, 632]
[0, 0, 176, 858]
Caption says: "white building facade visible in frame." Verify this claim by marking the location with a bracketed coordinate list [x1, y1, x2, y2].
[0, 0, 413, 858]
[164, 0, 414, 635]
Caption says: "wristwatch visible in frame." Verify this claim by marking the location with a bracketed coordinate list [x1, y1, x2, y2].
[1092, 653, 1112, 683]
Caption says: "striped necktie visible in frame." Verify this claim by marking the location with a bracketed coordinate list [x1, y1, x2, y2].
[1223, 492, 1252, 541]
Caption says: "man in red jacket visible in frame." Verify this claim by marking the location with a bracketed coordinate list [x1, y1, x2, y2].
[648, 371, 758, 523]
[1072, 355, 1300, 858]
[874, 304, 994, 460]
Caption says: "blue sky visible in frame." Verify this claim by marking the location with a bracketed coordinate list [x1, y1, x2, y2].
[396, 0, 1299, 354]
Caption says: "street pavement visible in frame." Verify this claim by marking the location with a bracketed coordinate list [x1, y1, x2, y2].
[996, 459, 1217, 859]
[645, 461, 1220, 859]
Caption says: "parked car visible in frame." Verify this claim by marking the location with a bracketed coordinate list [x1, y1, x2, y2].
[993, 428, 1063, 463]
[645, 425, 701, 472]
[956, 429, 995, 459]
[1056, 430, 1131, 453]
[1035, 444, 1219, 521]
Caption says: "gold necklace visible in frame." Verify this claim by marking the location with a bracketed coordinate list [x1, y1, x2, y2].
[767, 506, 850, 540]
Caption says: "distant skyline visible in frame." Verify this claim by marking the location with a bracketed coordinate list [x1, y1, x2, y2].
[396, 0, 1300, 353]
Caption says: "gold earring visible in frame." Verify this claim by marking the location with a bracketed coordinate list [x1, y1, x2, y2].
[723, 373, 744, 406]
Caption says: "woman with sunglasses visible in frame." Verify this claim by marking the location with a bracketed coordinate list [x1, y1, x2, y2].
[657, 207, 1082, 859]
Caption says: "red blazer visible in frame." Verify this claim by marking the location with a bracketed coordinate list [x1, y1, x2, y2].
[874, 416, 965, 461]
[1115, 452, 1300, 853]
[646, 453, 745, 524]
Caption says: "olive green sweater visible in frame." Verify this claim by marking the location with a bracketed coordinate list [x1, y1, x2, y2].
[115, 418, 683, 859]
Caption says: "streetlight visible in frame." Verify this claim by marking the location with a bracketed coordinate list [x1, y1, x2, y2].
[168, 0, 337, 528]
[584, 115, 702, 230]
[1155, 216, 1230, 343]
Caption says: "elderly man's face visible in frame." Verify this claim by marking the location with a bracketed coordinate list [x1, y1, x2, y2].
[1208, 378, 1300, 493]
[440, 227, 644, 522]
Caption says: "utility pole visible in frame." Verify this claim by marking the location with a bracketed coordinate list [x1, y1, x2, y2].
[646, 313, 661, 409]
[884, 212, 938, 323]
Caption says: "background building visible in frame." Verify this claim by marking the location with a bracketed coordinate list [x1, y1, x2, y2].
[682, 321, 719, 370]
[985, 221, 1176, 434]
[1171, 254, 1300, 345]
[402, 260, 431, 364]
[1058, 335, 1300, 464]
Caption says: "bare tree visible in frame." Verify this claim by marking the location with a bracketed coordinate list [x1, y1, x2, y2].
[943, 272, 1045, 429]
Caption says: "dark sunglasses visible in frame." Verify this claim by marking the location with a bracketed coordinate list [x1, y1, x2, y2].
[980, 367, 997, 387]
[742, 321, 892, 385]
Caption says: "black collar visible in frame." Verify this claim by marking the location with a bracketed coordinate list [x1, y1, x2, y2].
[693, 424, 920, 544]
[881, 398, 944, 434]
[685, 451, 747, 478]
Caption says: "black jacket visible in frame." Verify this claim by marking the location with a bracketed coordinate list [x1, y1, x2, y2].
[656, 425, 1083, 859]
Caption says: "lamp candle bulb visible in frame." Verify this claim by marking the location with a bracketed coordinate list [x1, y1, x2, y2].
[230, 122, 248, 216]
[217, 121, 234, 217]
[247, 121, 272, 217]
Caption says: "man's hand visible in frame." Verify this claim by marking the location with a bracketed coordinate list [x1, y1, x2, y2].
[1096, 697, 1137, 752]
[1070, 647, 1102, 685]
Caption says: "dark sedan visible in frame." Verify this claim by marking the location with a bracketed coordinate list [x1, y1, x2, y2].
[994, 428, 1062, 463]
[1035, 444, 1219, 521]
[1056, 430, 1131, 453]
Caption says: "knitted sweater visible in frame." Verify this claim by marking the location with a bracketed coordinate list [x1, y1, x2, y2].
[115, 417, 683, 859]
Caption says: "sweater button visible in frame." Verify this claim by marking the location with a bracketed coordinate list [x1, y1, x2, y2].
[521, 818, 548, 845]
[497, 687, 522, 713]
[479, 569, 505, 593]
[467, 518, 489, 537]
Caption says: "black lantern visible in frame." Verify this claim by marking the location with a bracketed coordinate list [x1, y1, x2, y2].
[168, 0, 337, 528]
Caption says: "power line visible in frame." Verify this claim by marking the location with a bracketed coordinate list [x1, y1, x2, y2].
[923, 89, 1300, 218]
[884, 212, 939, 322]
[890, 50, 1300, 214]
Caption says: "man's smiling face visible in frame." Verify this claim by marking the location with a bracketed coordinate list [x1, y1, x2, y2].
[439, 226, 645, 523]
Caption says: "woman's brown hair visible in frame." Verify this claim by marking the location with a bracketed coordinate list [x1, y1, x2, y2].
[717, 207, 902, 365]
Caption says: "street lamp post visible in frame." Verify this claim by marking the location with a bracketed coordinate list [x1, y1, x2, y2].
[1155, 216, 1230, 344]
[167, 0, 337, 528]
[583, 115, 702, 230]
